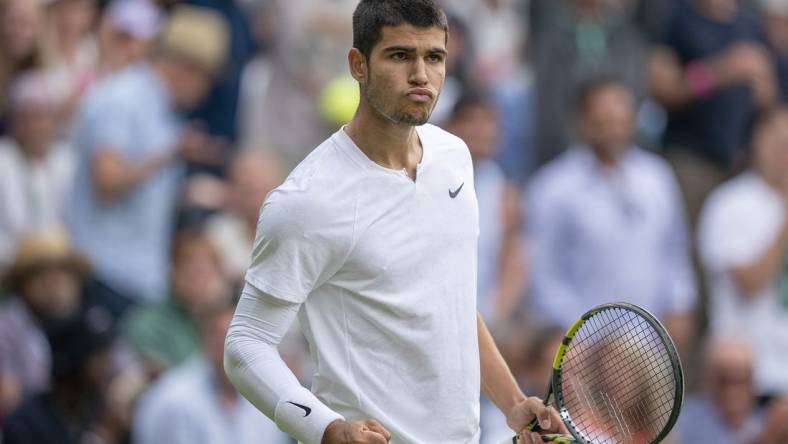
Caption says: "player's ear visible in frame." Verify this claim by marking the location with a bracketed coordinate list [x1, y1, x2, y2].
[348, 48, 367, 83]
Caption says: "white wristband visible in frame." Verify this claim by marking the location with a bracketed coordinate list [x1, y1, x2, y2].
[274, 386, 344, 444]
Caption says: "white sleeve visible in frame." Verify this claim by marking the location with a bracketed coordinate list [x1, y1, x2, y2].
[224, 282, 343, 444]
[244, 188, 350, 304]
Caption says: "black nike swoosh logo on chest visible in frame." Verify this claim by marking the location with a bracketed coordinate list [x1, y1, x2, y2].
[449, 183, 464, 198]
[287, 401, 312, 417]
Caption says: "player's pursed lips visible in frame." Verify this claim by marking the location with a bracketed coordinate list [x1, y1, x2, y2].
[405, 87, 433, 103]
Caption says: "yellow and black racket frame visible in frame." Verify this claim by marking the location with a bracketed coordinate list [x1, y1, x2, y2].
[521, 302, 685, 444]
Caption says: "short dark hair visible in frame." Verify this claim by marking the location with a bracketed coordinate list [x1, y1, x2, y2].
[573, 74, 632, 115]
[352, 0, 449, 60]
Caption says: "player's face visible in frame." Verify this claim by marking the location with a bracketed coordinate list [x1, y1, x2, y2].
[361, 24, 447, 125]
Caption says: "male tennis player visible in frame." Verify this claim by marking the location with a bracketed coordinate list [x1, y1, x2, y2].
[224, 1, 563, 443]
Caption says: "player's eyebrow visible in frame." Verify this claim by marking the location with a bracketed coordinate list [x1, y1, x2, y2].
[382, 45, 447, 56]
[382, 45, 417, 54]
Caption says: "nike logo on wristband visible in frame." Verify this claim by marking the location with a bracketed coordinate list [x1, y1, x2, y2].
[287, 401, 312, 417]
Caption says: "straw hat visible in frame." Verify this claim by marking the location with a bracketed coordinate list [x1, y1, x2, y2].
[157, 5, 229, 76]
[1, 230, 91, 294]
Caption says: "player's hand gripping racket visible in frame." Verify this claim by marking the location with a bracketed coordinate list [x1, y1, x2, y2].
[506, 302, 684, 444]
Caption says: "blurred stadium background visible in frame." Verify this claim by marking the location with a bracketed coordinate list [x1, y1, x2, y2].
[1, 0, 788, 442]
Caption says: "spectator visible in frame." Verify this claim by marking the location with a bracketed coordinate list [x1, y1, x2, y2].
[0, 230, 88, 419]
[441, 0, 526, 84]
[443, 91, 525, 326]
[1, 303, 118, 444]
[97, 0, 163, 76]
[0, 0, 46, 134]
[182, 0, 255, 176]
[698, 106, 788, 396]
[204, 149, 284, 282]
[122, 230, 229, 377]
[648, 0, 777, 222]
[133, 295, 288, 444]
[677, 336, 788, 443]
[41, 0, 98, 132]
[527, 77, 696, 352]
[529, 0, 647, 165]
[68, 5, 228, 304]
[237, 0, 352, 171]
[0, 71, 75, 267]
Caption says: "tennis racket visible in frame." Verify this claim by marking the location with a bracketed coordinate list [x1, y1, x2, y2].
[505, 302, 684, 444]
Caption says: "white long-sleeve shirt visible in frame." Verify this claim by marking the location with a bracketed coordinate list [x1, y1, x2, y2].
[225, 125, 483, 444]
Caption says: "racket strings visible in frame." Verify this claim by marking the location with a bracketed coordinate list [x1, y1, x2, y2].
[558, 307, 677, 444]
[566, 311, 674, 443]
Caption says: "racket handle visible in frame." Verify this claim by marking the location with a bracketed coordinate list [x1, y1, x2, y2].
[541, 433, 576, 443]
[501, 434, 576, 444]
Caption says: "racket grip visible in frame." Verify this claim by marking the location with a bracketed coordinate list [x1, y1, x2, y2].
[502, 418, 543, 444]
[501, 433, 576, 444]
[540, 434, 576, 443]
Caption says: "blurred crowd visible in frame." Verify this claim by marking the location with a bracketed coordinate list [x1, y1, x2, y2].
[2, 0, 788, 443]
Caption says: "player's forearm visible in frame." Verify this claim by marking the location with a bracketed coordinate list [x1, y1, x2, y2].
[224, 284, 343, 444]
[477, 313, 526, 415]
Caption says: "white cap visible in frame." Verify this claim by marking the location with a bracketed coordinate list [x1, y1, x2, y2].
[105, 0, 162, 40]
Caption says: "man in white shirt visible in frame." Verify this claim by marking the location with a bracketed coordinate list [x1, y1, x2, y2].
[134, 297, 289, 444]
[223, 1, 564, 444]
[698, 106, 788, 396]
[527, 76, 696, 352]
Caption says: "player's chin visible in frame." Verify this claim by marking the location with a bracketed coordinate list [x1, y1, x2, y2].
[394, 108, 431, 126]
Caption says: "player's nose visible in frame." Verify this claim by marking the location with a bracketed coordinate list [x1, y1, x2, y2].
[408, 58, 429, 86]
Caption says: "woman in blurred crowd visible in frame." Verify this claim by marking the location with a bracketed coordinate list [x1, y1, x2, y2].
[0, 230, 88, 419]
[0, 71, 75, 268]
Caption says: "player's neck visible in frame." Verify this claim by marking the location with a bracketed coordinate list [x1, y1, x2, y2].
[346, 105, 423, 178]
